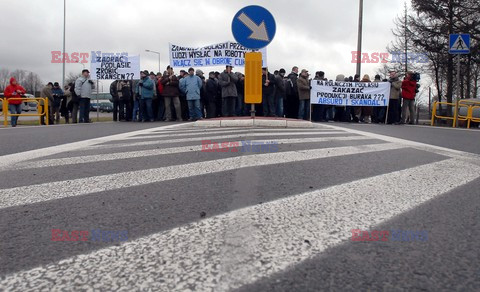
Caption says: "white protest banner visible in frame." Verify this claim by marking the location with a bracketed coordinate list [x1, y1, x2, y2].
[169, 41, 267, 68]
[90, 51, 140, 80]
[310, 80, 391, 107]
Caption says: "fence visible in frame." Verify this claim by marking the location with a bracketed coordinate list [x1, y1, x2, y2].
[2, 97, 49, 127]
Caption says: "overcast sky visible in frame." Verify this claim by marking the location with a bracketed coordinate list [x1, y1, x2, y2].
[1, 0, 407, 91]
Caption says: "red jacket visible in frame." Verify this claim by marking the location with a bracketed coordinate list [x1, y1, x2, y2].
[401, 78, 417, 100]
[4, 77, 26, 105]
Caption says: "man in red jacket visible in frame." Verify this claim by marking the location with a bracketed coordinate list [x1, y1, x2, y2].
[401, 71, 417, 125]
[4, 77, 26, 127]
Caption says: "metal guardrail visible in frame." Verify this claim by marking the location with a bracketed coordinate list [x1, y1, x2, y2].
[2, 97, 49, 127]
[431, 100, 480, 129]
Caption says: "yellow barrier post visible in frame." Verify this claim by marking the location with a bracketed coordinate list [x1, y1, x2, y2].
[3, 98, 8, 127]
[431, 101, 437, 126]
[45, 98, 49, 126]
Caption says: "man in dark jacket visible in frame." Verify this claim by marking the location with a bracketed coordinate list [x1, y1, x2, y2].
[262, 67, 276, 117]
[218, 65, 238, 117]
[275, 69, 286, 117]
[286, 66, 299, 118]
[110, 80, 119, 121]
[161, 66, 182, 121]
[236, 72, 245, 116]
[401, 71, 417, 125]
[206, 72, 218, 119]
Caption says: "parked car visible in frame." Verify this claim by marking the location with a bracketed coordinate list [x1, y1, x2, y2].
[22, 94, 38, 112]
[99, 102, 113, 113]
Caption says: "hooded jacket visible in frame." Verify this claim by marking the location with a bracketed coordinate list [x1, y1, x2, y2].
[401, 78, 417, 100]
[4, 78, 26, 105]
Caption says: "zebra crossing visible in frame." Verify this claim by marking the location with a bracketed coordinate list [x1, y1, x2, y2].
[1, 123, 479, 291]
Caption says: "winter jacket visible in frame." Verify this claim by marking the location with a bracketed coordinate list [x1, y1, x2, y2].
[218, 71, 238, 98]
[179, 74, 203, 100]
[51, 87, 64, 107]
[275, 74, 286, 95]
[206, 78, 218, 102]
[297, 75, 311, 100]
[4, 77, 26, 105]
[39, 86, 52, 106]
[401, 78, 417, 100]
[389, 77, 402, 100]
[135, 77, 154, 99]
[287, 72, 299, 98]
[74, 76, 95, 99]
[262, 72, 276, 96]
[161, 74, 180, 97]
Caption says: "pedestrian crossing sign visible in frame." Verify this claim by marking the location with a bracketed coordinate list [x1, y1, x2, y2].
[449, 34, 470, 54]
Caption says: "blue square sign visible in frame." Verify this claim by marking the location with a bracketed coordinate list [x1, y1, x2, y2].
[449, 34, 470, 54]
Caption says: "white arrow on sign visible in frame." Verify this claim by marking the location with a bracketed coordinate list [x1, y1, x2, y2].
[237, 12, 270, 42]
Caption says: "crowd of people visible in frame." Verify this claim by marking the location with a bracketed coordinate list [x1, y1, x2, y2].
[2, 65, 418, 126]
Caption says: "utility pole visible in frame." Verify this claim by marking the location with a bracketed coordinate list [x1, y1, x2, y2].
[356, 0, 363, 78]
[404, 1, 408, 74]
[62, 0, 66, 88]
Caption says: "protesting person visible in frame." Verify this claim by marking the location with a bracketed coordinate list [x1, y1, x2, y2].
[135, 70, 154, 122]
[161, 66, 183, 122]
[274, 69, 286, 117]
[360, 74, 373, 123]
[401, 71, 418, 125]
[61, 84, 72, 124]
[74, 69, 95, 123]
[262, 67, 276, 117]
[218, 65, 238, 117]
[179, 67, 203, 121]
[51, 82, 64, 124]
[3, 77, 26, 127]
[205, 71, 219, 119]
[387, 71, 402, 125]
[297, 69, 311, 120]
[40, 82, 53, 125]
[110, 80, 120, 121]
[286, 66, 299, 119]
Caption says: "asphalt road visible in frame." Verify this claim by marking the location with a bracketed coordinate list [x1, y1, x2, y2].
[0, 122, 479, 291]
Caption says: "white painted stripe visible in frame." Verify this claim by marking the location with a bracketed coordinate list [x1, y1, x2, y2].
[121, 130, 346, 141]
[0, 124, 187, 170]
[2, 158, 478, 291]
[323, 124, 480, 160]
[0, 143, 405, 209]
[16, 136, 374, 169]
[149, 126, 334, 134]
[89, 131, 353, 150]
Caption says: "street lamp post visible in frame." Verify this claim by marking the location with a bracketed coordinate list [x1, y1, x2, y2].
[145, 49, 161, 73]
[356, 0, 363, 78]
[62, 0, 66, 88]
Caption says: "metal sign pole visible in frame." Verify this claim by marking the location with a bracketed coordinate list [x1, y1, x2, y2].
[454, 55, 460, 128]
[96, 79, 100, 122]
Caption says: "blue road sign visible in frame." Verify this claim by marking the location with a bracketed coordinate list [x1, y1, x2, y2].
[232, 5, 276, 50]
[449, 34, 470, 54]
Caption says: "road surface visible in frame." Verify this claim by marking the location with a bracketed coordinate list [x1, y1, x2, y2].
[0, 122, 479, 291]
